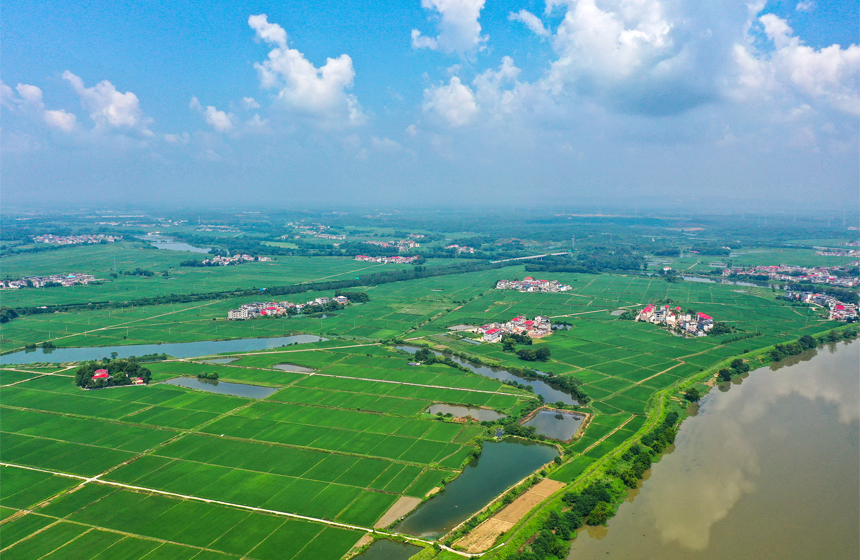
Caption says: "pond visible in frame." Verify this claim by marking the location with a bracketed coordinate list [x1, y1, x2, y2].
[396, 439, 559, 539]
[136, 235, 210, 253]
[567, 339, 860, 560]
[354, 540, 423, 560]
[163, 377, 278, 399]
[524, 409, 585, 441]
[0, 335, 326, 365]
[426, 404, 506, 422]
[396, 346, 580, 405]
[196, 358, 238, 365]
[273, 363, 316, 373]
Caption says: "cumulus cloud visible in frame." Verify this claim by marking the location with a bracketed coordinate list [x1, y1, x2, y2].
[241, 96, 260, 110]
[62, 71, 152, 135]
[0, 81, 77, 133]
[412, 0, 487, 54]
[759, 14, 860, 115]
[249, 14, 364, 125]
[43, 109, 77, 132]
[509, 9, 549, 37]
[422, 76, 478, 127]
[190, 97, 235, 132]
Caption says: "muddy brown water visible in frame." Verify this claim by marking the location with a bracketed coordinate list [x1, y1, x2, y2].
[568, 339, 860, 560]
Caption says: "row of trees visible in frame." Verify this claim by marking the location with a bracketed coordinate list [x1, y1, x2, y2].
[718, 358, 751, 381]
[508, 411, 680, 559]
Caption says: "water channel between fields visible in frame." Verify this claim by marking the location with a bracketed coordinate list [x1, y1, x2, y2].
[396, 345, 580, 405]
[163, 377, 278, 399]
[396, 439, 559, 538]
[0, 335, 326, 364]
[567, 338, 860, 560]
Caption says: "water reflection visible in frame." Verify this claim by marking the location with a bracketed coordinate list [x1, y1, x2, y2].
[568, 339, 860, 559]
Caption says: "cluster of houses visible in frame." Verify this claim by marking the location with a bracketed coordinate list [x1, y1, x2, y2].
[362, 239, 419, 251]
[354, 255, 419, 264]
[446, 244, 476, 254]
[495, 277, 572, 293]
[480, 315, 552, 342]
[92, 368, 146, 385]
[201, 254, 272, 266]
[814, 249, 860, 257]
[1, 272, 97, 289]
[33, 234, 121, 245]
[637, 304, 714, 336]
[227, 295, 350, 320]
[724, 264, 859, 287]
[315, 233, 346, 240]
[784, 291, 858, 321]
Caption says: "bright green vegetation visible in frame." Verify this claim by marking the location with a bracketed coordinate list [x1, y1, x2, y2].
[2, 213, 856, 560]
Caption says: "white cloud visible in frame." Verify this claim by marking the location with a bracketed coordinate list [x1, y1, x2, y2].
[190, 97, 235, 133]
[43, 109, 77, 132]
[249, 14, 364, 125]
[422, 76, 478, 127]
[0, 81, 77, 133]
[412, 0, 487, 54]
[795, 1, 815, 12]
[62, 71, 152, 135]
[163, 132, 190, 144]
[372, 136, 403, 152]
[241, 97, 261, 110]
[732, 14, 860, 115]
[509, 9, 549, 37]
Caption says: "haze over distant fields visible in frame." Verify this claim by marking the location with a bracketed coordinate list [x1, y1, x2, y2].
[2, 0, 858, 210]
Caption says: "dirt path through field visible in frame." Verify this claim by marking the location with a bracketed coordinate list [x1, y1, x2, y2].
[454, 478, 566, 553]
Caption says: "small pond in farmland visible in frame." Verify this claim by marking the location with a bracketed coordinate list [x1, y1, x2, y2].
[0, 334, 326, 365]
[426, 403, 506, 422]
[524, 410, 586, 441]
[395, 438, 559, 539]
[355, 540, 423, 560]
[396, 345, 580, 405]
[273, 363, 316, 373]
[163, 377, 278, 399]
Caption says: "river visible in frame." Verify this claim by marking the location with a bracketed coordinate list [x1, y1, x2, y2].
[567, 338, 860, 560]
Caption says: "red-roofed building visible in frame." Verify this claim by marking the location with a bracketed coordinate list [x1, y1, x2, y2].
[93, 370, 110, 379]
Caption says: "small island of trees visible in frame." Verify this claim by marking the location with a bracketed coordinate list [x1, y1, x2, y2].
[74, 358, 152, 389]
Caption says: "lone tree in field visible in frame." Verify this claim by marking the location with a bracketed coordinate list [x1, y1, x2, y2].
[684, 387, 702, 402]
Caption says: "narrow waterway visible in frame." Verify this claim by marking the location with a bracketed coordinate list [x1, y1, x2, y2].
[396, 345, 580, 405]
[0, 334, 325, 364]
[396, 439, 559, 538]
[568, 339, 860, 560]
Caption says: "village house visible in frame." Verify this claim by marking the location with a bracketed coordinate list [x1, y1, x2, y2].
[637, 304, 714, 336]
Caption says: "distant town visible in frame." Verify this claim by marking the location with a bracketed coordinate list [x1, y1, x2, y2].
[495, 277, 572, 293]
[724, 263, 859, 287]
[201, 254, 272, 266]
[355, 255, 419, 264]
[446, 244, 476, 254]
[1, 273, 97, 289]
[33, 234, 122, 245]
[362, 239, 420, 251]
[637, 304, 715, 336]
[227, 294, 350, 320]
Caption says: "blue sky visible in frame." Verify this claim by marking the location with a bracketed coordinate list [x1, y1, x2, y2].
[2, 0, 858, 210]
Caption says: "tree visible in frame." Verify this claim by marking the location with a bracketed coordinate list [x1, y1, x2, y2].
[799, 334, 817, 350]
[586, 501, 613, 525]
[502, 338, 516, 352]
[684, 387, 701, 402]
[535, 347, 551, 361]
[718, 368, 732, 382]
[516, 348, 537, 361]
